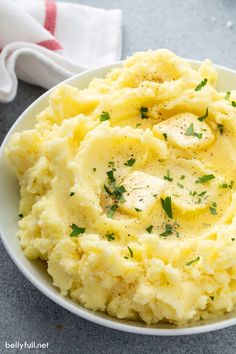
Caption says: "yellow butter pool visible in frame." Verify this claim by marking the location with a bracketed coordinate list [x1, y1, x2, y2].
[6, 50, 236, 325]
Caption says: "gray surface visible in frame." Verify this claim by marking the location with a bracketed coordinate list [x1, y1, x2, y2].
[1, 0, 236, 353]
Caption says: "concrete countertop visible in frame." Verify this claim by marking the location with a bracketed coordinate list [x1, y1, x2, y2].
[1, 0, 236, 353]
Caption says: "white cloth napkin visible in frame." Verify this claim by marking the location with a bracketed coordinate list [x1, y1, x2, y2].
[0, 0, 122, 103]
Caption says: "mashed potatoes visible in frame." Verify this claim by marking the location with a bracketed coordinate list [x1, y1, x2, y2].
[6, 50, 236, 325]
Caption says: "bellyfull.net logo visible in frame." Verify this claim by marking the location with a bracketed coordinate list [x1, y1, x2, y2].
[5, 341, 49, 351]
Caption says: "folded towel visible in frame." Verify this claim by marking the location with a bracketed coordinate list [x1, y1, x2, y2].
[0, 0, 122, 103]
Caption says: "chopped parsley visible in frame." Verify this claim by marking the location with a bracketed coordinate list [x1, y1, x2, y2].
[140, 106, 149, 119]
[198, 191, 207, 197]
[209, 296, 215, 301]
[18, 213, 23, 218]
[217, 123, 224, 135]
[225, 91, 231, 100]
[185, 123, 202, 139]
[185, 123, 194, 136]
[177, 182, 184, 189]
[70, 192, 75, 197]
[163, 133, 168, 141]
[107, 204, 118, 218]
[70, 224, 86, 237]
[104, 184, 112, 195]
[196, 174, 215, 184]
[219, 180, 234, 189]
[195, 78, 207, 91]
[106, 232, 115, 241]
[186, 256, 200, 266]
[100, 111, 110, 121]
[146, 225, 153, 233]
[106, 170, 116, 183]
[210, 201, 217, 215]
[127, 246, 133, 258]
[135, 208, 142, 212]
[164, 170, 173, 182]
[180, 175, 185, 180]
[93, 168, 96, 172]
[114, 185, 126, 194]
[161, 196, 173, 218]
[104, 184, 126, 203]
[232, 101, 236, 107]
[160, 223, 173, 237]
[198, 107, 208, 122]
[210, 207, 217, 215]
[113, 185, 126, 203]
[136, 123, 142, 128]
[108, 161, 115, 167]
[124, 158, 136, 166]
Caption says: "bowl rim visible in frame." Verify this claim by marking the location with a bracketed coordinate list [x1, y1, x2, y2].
[1, 57, 236, 336]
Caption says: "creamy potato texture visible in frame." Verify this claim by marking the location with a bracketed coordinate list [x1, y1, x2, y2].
[6, 50, 236, 325]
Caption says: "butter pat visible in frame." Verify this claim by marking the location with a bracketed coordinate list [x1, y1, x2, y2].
[120, 171, 167, 216]
[153, 113, 215, 150]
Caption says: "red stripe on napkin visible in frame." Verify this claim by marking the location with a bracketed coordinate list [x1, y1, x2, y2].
[44, 0, 57, 35]
[38, 39, 62, 50]
[0, 39, 62, 53]
[0, 0, 62, 53]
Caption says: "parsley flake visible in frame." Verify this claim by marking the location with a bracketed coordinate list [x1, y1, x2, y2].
[70, 192, 75, 197]
[104, 184, 112, 195]
[113, 185, 126, 203]
[107, 204, 118, 218]
[135, 208, 142, 212]
[164, 170, 173, 182]
[232, 101, 236, 107]
[219, 180, 234, 189]
[225, 91, 231, 100]
[217, 123, 224, 135]
[163, 133, 168, 141]
[160, 224, 173, 237]
[210, 206, 217, 215]
[210, 296, 215, 301]
[198, 107, 208, 122]
[195, 78, 207, 91]
[186, 256, 200, 266]
[106, 232, 115, 241]
[100, 111, 110, 121]
[107, 170, 116, 183]
[70, 224, 86, 237]
[185, 123, 202, 139]
[108, 161, 115, 167]
[198, 191, 207, 197]
[124, 158, 136, 166]
[161, 196, 173, 218]
[210, 202, 217, 215]
[140, 106, 149, 119]
[127, 246, 133, 258]
[146, 225, 153, 233]
[18, 213, 23, 218]
[196, 174, 215, 184]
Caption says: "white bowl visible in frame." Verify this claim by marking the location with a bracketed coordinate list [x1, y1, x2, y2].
[1, 59, 236, 336]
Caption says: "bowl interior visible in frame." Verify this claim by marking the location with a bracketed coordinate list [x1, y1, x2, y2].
[1, 60, 236, 335]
